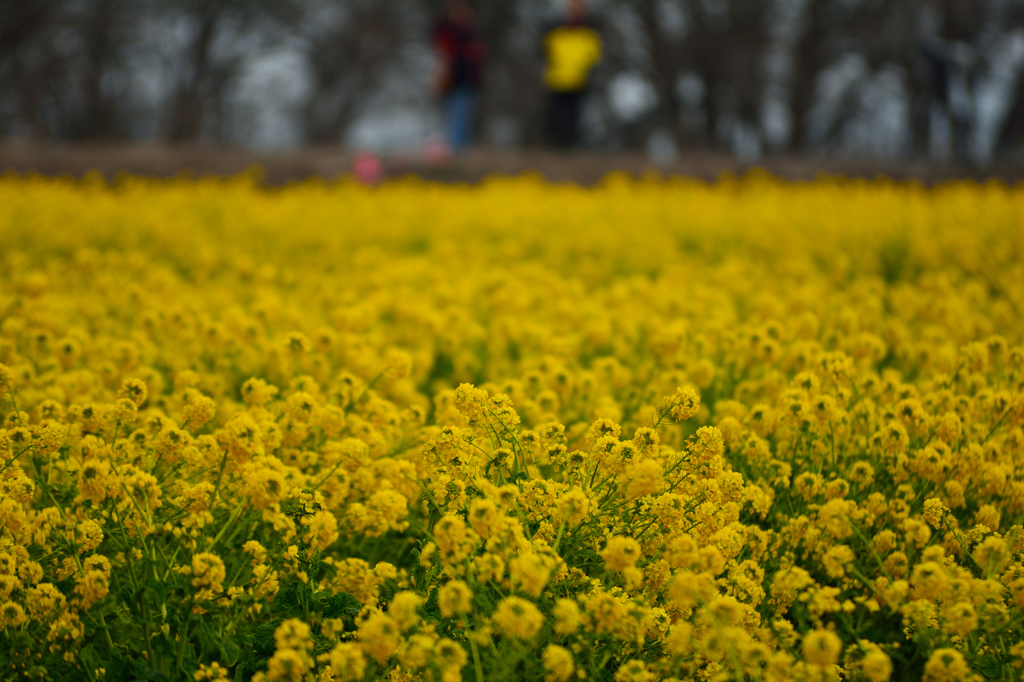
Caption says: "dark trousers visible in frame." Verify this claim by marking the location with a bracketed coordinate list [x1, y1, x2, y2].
[546, 90, 585, 149]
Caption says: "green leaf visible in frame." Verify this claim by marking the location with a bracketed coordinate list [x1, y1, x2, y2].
[196, 622, 221, 656]
[321, 591, 360, 619]
[107, 647, 172, 682]
[316, 560, 338, 581]
[250, 619, 283, 656]
[238, 655, 270, 682]
[219, 637, 242, 667]
[977, 656, 1001, 679]
[423, 588, 441, 621]
[79, 644, 101, 672]
[273, 583, 299, 612]
[144, 579, 169, 604]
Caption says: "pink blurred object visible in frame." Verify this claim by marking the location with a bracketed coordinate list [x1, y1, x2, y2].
[352, 152, 384, 184]
[425, 139, 453, 167]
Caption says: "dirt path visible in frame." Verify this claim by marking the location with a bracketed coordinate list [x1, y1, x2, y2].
[1, 142, 1020, 186]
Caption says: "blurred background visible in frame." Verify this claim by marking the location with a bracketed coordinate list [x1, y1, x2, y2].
[2, 0, 1024, 182]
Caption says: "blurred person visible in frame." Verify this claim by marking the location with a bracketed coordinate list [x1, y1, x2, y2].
[542, 0, 602, 149]
[432, 1, 486, 153]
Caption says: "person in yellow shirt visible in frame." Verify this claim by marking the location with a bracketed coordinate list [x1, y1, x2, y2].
[542, 0, 602, 149]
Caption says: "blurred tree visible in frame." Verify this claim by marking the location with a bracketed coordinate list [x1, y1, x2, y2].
[300, 1, 411, 145]
[633, 0, 769, 151]
[74, 0, 120, 139]
[0, 0, 1023, 161]
[473, 1, 547, 147]
[0, 0, 142, 140]
[0, 0, 54, 139]
[159, 0, 300, 142]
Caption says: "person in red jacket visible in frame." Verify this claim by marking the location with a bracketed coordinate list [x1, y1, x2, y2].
[432, 1, 486, 153]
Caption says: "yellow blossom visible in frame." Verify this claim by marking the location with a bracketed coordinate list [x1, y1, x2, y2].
[802, 629, 841, 667]
[438, 580, 473, 618]
[601, 536, 642, 572]
[492, 596, 544, 639]
[543, 645, 575, 682]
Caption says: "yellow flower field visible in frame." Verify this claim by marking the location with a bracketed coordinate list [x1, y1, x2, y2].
[0, 172, 1023, 682]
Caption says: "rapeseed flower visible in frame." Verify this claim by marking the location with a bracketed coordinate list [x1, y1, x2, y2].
[802, 628, 842, 667]
[1, 174, 1023, 680]
[492, 596, 544, 639]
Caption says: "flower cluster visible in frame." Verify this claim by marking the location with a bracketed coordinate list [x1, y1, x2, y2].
[0, 173, 1022, 681]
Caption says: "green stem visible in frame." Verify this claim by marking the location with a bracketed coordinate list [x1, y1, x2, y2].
[175, 599, 195, 677]
[112, 506, 157, 667]
[207, 449, 231, 510]
[845, 515, 893, 582]
[462, 616, 485, 682]
[95, 602, 116, 653]
[208, 498, 248, 552]
[346, 370, 385, 414]
[551, 516, 569, 553]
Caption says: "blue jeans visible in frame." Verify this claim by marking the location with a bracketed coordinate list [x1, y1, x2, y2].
[445, 85, 479, 152]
